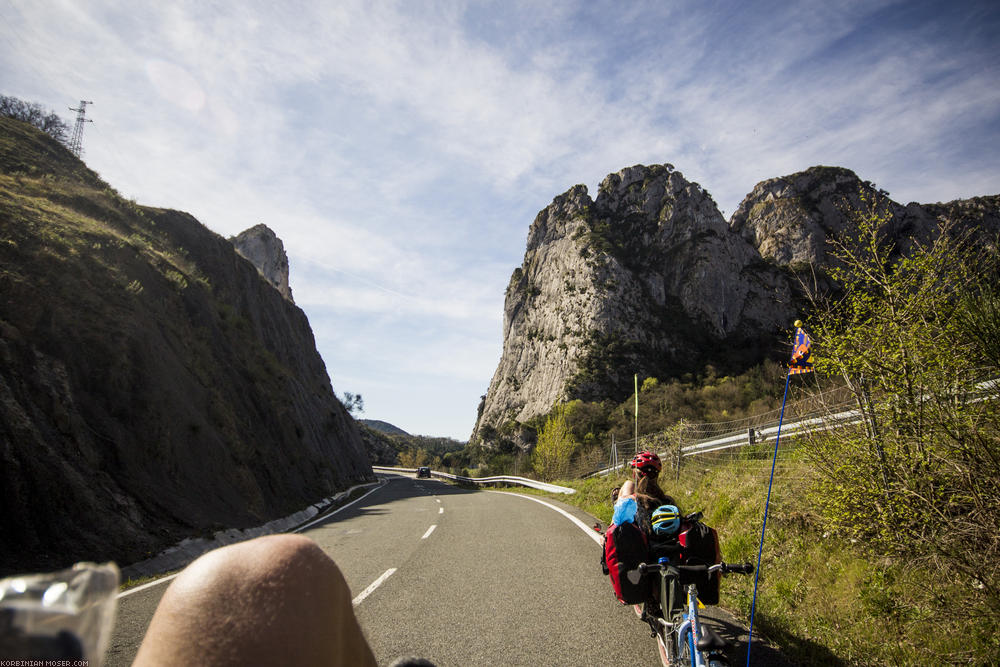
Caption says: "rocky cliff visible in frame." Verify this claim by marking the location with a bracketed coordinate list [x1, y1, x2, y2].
[474, 163, 1000, 445]
[231, 224, 294, 302]
[0, 117, 374, 575]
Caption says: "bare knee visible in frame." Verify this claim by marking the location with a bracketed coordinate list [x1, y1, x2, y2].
[135, 534, 375, 667]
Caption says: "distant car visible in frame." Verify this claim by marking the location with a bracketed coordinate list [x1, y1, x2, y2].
[417, 466, 431, 478]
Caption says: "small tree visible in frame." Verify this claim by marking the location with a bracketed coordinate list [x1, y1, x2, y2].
[398, 447, 429, 468]
[804, 191, 1000, 621]
[531, 404, 580, 481]
[340, 392, 364, 415]
[0, 95, 69, 144]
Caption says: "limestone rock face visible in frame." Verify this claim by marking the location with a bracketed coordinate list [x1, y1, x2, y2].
[474, 164, 794, 444]
[231, 224, 294, 302]
[474, 163, 1000, 446]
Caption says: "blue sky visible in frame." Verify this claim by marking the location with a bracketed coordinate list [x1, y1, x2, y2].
[3, 0, 998, 440]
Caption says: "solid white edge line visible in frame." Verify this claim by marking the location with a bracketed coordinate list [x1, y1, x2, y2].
[421, 525, 437, 539]
[117, 573, 180, 598]
[352, 568, 397, 606]
[491, 492, 603, 545]
[295, 481, 385, 532]
[116, 481, 386, 599]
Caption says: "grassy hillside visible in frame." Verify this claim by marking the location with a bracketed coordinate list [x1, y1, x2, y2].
[0, 115, 372, 574]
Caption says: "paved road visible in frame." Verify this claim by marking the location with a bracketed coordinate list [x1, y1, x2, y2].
[106, 475, 792, 666]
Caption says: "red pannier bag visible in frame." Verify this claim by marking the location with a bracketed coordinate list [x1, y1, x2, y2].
[601, 521, 650, 605]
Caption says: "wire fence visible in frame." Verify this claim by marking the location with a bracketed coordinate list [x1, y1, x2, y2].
[566, 370, 999, 483]
[570, 381, 858, 481]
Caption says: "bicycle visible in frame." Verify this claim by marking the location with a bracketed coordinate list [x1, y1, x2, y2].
[627, 530, 754, 667]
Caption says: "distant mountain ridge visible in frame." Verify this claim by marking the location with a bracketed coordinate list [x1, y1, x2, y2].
[0, 116, 374, 574]
[473, 163, 1000, 447]
[360, 419, 411, 436]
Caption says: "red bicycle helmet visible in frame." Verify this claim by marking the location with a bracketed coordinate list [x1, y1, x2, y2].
[630, 450, 662, 474]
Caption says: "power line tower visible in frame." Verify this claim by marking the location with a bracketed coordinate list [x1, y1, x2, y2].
[68, 100, 93, 157]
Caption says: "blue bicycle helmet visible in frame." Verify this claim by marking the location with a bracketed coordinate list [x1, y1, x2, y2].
[651, 504, 681, 535]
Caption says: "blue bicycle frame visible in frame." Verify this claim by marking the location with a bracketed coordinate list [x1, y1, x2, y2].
[635, 559, 752, 667]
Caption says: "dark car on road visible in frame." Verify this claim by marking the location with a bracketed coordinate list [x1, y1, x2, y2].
[417, 466, 431, 478]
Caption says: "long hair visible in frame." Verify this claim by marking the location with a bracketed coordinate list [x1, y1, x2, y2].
[635, 473, 677, 513]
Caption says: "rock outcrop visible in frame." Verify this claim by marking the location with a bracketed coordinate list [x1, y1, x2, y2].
[231, 224, 294, 302]
[0, 117, 373, 575]
[474, 163, 1000, 446]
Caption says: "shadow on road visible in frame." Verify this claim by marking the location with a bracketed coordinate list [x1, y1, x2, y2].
[705, 609, 845, 667]
[301, 475, 479, 530]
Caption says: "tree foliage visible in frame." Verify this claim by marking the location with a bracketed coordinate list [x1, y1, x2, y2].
[397, 447, 430, 468]
[531, 404, 580, 481]
[340, 391, 364, 415]
[0, 95, 70, 145]
[803, 192, 1000, 621]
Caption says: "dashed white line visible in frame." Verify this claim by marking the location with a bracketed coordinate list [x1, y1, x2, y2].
[421, 525, 437, 539]
[352, 568, 396, 606]
[438, 507, 444, 514]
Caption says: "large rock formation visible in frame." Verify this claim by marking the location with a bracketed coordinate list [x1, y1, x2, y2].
[474, 163, 1000, 446]
[231, 224, 294, 302]
[0, 117, 373, 575]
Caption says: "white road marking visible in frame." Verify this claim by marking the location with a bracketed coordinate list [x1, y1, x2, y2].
[421, 525, 437, 539]
[117, 573, 180, 598]
[435, 499, 441, 503]
[295, 483, 385, 532]
[492, 492, 603, 545]
[438, 507, 444, 514]
[352, 568, 396, 606]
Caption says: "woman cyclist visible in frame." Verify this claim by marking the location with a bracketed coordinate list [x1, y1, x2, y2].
[615, 450, 679, 528]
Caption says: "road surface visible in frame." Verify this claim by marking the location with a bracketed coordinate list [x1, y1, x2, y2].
[106, 475, 793, 666]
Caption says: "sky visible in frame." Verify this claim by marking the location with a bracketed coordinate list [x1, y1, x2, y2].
[2, 0, 998, 440]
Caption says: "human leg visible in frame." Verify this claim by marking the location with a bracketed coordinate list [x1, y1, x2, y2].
[133, 534, 377, 667]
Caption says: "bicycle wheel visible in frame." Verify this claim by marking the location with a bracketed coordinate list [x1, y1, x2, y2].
[675, 630, 692, 666]
[655, 632, 670, 667]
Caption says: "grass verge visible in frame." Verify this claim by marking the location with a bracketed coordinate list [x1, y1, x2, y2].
[514, 451, 999, 666]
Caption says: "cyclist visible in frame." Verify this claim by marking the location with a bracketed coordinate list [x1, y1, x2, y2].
[615, 450, 680, 530]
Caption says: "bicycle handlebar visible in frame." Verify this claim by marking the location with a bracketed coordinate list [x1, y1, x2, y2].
[637, 561, 754, 576]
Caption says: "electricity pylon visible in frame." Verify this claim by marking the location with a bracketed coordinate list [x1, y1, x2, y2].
[68, 100, 93, 157]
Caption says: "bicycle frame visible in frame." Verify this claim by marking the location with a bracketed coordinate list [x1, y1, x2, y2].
[642, 561, 733, 667]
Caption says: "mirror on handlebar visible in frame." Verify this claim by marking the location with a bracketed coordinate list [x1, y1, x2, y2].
[683, 510, 703, 523]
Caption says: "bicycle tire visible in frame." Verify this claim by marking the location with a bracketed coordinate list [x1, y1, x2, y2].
[655, 632, 670, 667]
[675, 630, 692, 666]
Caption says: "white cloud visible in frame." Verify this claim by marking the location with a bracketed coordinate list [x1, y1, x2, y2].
[3, 0, 998, 438]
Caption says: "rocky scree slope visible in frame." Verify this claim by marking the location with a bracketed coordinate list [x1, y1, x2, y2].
[474, 163, 999, 447]
[0, 117, 373, 575]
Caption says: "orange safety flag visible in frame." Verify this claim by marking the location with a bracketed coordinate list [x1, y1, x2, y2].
[788, 326, 813, 374]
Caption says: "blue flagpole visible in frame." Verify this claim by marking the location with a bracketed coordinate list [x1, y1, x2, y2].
[746, 370, 792, 667]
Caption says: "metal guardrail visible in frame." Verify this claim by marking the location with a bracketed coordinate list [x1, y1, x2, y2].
[371, 466, 576, 495]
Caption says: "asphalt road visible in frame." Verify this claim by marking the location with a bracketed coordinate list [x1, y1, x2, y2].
[106, 475, 793, 666]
